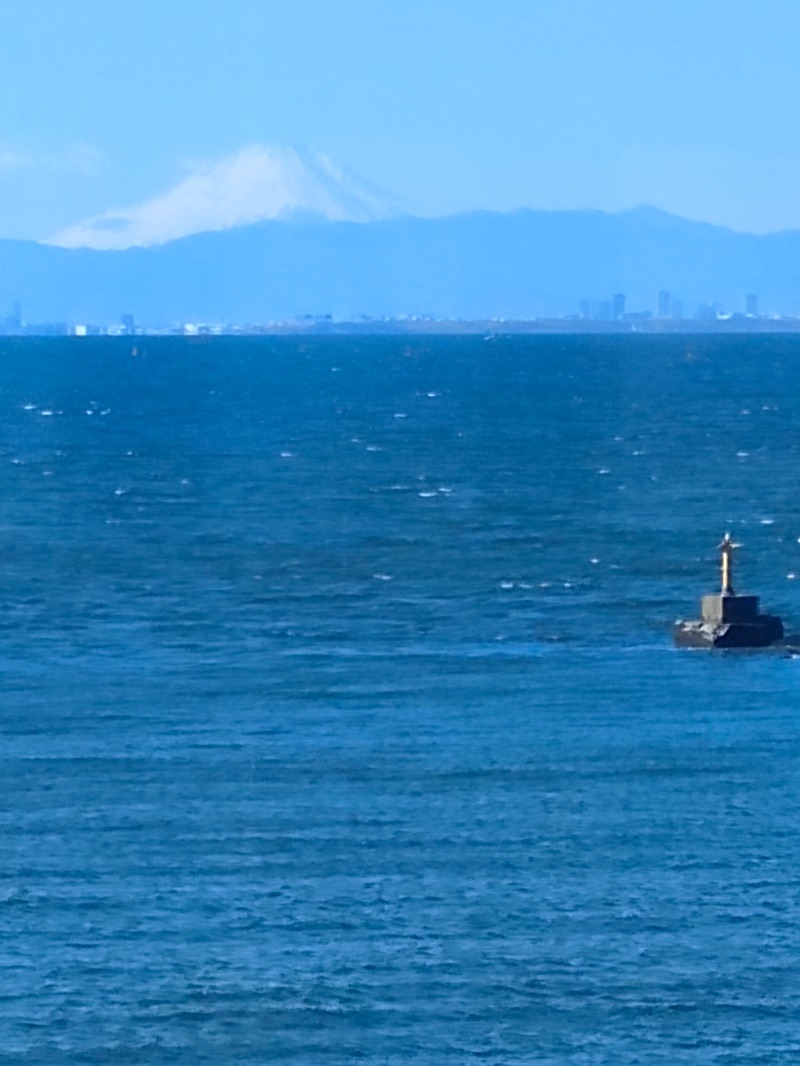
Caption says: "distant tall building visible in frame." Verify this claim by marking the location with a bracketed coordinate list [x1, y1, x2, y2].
[121, 313, 136, 336]
[579, 299, 591, 320]
[612, 293, 626, 320]
[746, 294, 759, 317]
[0, 301, 22, 334]
[657, 290, 671, 319]
[671, 298, 685, 320]
[697, 302, 720, 321]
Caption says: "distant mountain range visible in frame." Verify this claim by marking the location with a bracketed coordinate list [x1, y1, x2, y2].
[4, 205, 800, 326]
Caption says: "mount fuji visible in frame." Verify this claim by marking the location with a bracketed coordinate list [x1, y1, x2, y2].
[47, 145, 405, 251]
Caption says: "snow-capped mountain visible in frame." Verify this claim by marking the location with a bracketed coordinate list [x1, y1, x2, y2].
[46, 145, 404, 250]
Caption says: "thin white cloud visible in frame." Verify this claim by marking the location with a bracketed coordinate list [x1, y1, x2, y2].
[0, 149, 34, 172]
[46, 144, 403, 250]
[0, 143, 107, 177]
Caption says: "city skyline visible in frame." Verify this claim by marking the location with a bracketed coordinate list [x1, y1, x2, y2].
[0, 287, 781, 338]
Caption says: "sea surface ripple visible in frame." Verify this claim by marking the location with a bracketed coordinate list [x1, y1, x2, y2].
[2, 334, 800, 1063]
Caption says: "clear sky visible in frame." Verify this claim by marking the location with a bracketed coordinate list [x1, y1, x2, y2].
[2, 0, 800, 239]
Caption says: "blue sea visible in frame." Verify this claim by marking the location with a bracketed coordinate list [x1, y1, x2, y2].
[3, 333, 800, 1064]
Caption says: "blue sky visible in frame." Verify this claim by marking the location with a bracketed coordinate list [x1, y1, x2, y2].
[2, 0, 799, 239]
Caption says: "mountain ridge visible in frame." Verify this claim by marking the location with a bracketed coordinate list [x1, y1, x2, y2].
[2, 205, 800, 325]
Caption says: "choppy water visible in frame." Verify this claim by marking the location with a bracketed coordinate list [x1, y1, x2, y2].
[3, 334, 800, 1064]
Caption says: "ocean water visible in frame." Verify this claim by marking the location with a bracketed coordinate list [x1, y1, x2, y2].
[2, 333, 800, 1064]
